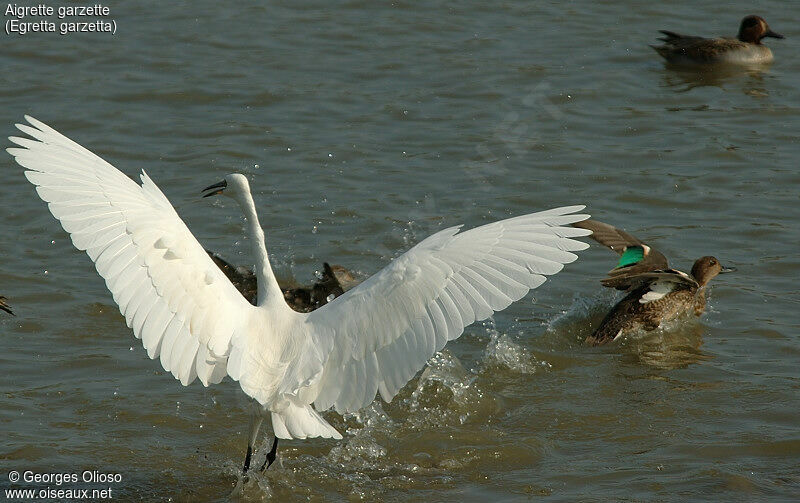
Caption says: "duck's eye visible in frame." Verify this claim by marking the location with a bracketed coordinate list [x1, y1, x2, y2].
[709, 259, 717, 265]
[744, 18, 759, 27]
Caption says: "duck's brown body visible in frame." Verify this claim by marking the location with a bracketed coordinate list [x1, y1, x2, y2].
[586, 280, 705, 346]
[651, 15, 783, 66]
[206, 250, 357, 311]
[574, 220, 733, 346]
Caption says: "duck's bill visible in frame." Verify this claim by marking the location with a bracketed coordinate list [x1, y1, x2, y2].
[202, 180, 227, 198]
[764, 30, 784, 39]
[720, 265, 737, 273]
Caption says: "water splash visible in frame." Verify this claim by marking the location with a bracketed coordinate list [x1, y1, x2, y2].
[406, 350, 484, 426]
[545, 291, 619, 345]
[328, 402, 392, 467]
[482, 329, 545, 374]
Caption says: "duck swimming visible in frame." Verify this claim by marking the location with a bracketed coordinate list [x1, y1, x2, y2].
[206, 250, 357, 311]
[573, 220, 734, 346]
[651, 15, 784, 65]
[0, 296, 12, 315]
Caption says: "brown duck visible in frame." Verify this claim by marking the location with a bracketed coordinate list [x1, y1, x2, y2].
[573, 220, 735, 345]
[651, 15, 784, 65]
[206, 250, 358, 312]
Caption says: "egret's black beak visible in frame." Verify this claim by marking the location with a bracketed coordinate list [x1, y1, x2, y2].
[764, 30, 784, 40]
[202, 180, 227, 198]
[720, 265, 737, 274]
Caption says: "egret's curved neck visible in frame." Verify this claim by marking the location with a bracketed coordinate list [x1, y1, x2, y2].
[234, 189, 284, 308]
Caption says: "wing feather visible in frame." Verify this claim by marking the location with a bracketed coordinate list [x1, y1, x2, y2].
[573, 219, 671, 290]
[7, 116, 254, 387]
[303, 206, 591, 414]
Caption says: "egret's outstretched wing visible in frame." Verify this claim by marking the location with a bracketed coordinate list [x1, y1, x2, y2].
[303, 208, 591, 413]
[572, 219, 670, 290]
[7, 116, 253, 386]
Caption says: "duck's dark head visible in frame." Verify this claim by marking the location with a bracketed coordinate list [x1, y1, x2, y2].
[738, 15, 783, 44]
[691, 256, 735, 286]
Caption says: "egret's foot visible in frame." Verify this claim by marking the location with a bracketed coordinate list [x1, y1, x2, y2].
[260, 437, 279, 471]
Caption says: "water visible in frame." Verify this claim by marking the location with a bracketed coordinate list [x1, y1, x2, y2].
[1, 1, 798, 501]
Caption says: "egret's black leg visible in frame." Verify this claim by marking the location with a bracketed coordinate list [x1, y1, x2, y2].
[242, 445, 253, 474]
[242, 404, 264, 475]
[260, 437, 279, 471]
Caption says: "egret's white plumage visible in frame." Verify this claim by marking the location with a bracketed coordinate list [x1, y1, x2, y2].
[8, 116, 591, 455]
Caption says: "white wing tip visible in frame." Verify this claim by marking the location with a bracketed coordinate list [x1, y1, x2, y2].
[23, 115, 40, 127]
[10, 116, 48, 143]
[16, 115, 37, 132]
[572, 240, 591, 251]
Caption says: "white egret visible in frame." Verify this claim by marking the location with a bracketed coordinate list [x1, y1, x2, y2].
[7, 116, 591, 472]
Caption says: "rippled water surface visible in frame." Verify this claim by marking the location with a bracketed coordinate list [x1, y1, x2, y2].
[1, 1, 798, 501]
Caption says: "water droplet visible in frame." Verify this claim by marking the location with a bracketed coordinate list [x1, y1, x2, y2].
[328, 153, 333, 158]
[312, 225, 318, 234]
[326, 294, 336, 302]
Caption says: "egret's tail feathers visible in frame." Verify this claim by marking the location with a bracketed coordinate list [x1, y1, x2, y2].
[271, 402, 342, 440]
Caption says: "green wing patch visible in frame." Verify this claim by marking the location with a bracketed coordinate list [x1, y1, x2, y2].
[616, 246, 644, 268]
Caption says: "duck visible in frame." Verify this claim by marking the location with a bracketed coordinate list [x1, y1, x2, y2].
[573, 219, 735, 345]
[0, 296, 12, 315]
[206, 250, 357, 311]
[282, 263, 357, 312]
[651, 15, 784, 65]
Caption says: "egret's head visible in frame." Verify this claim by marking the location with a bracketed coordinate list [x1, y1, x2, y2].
[201, 173, 251, 199]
